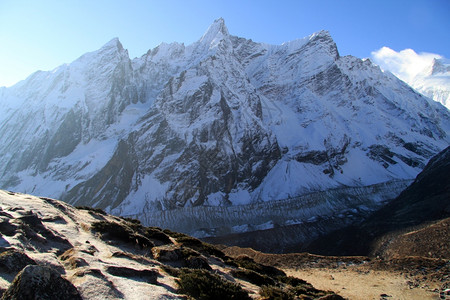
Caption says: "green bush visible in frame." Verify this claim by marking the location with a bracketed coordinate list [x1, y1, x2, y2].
[259, 285, 293, 300]
[76, 206, 106, 215]
[277, 275, 309, 286]
[143, 227, 172, 244]
[231, 268, 275, 286]
[163, 229, 187, 238]
[106, 220, 172, 245]
[222, 256, 239, 267]
[91, 221, 154, 249]
[276, 275, 332, 298]
[120, 216, 141, 225]
[234, 255, 285, 277]
[176, 269, 251, 300]
[160, 264, 180, 277]
[171, 234, 226, 258]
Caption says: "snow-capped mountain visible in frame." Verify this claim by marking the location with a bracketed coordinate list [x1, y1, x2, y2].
[0, 19, 449, 237]
[410, 58, 450, 109]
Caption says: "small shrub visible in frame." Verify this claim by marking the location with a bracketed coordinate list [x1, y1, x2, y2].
[100, 219, 172, 246]
[198, 242, 226, 258]
[277, 275, 331, 299]
[234, 255, 285, 277]
[223, 256, 239, 267]
[76, 206, 106, 215]
[277, 276, 309, 287]
[152, 245, 193, 262]
[161, 265, 180, 277]
[64, 257, 88, 269]
[174, 235, 226, 258]
[259, 285, 293, 300]
[185, 255, 212, 270]
[120, 217, 141, 225]
[163, 230, 225, 257]
[175, 235, 203, 246]
[153, 245, 211, 269]
[143, 227, 172, 244]
[177, 269, 251, 300]
[179, 246, 201, 258]
[163, 229, 188, 238]
[91, 221, 154, 249]
[91, 221, 129, 239]
[231, 268, 275, 286]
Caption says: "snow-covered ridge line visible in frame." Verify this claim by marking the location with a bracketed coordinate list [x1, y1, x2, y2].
[134, 179, 412, 237]
[0, 18, 449, 234]
[372, 48, 450, 109]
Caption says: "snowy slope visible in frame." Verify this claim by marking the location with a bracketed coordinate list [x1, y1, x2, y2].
[410, 58, 450, 109]
[371, 49, 450, 110]
[0, 19, 449, 236]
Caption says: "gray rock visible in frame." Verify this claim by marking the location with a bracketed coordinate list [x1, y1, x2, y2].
[0, 249, 36, 274]
[1, 265, 81, 300]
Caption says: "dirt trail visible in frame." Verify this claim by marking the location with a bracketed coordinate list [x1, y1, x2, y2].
[285, 268, 440, 300]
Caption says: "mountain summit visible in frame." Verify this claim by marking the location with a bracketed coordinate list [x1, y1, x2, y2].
[0, 19, 449, 238]
[412, 57, 450, 109]
[199, 18, 230, 45]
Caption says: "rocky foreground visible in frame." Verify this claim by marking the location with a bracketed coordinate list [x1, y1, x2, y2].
[0, 190, 343, 299]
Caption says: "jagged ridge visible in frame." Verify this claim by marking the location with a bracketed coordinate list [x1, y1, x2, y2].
[0, 19, 449, 237]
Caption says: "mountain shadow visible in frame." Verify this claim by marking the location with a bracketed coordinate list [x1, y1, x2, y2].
[305, 146, 450, 257]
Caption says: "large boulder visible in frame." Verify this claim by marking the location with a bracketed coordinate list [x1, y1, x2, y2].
[0, 249, 36, 275]
[1, 265, 81, 300]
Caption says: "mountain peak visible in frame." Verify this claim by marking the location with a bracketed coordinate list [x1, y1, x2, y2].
[199, 18, 230, 46]
[100, 37, 124, 52]
[311, 30, 332, 39]
[1, 19, 450, 251]
[307, 29, 339, 59]
[431, 58, 450, 75]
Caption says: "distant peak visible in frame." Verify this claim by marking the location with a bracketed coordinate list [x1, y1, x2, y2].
[307, 30, 339, 59]
[309, 30, 333, 41]
[211, 17, 227, 32]
[101, 37, 124, 52]
[199, 18, 230, 45]
[281, 30, 334, 48]
[431, 58, 450, 75]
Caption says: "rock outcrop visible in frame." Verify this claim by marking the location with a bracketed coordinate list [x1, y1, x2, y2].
[1, 265, 82, 300]
[0, 190, 343, 299]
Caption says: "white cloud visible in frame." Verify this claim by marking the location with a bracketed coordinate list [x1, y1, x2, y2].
[371, 47, 442, 82]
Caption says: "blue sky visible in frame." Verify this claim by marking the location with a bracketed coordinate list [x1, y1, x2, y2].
[0, 0, 449, 87]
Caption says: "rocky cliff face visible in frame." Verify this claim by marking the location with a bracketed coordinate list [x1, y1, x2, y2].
[0, 19, 449, 235]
